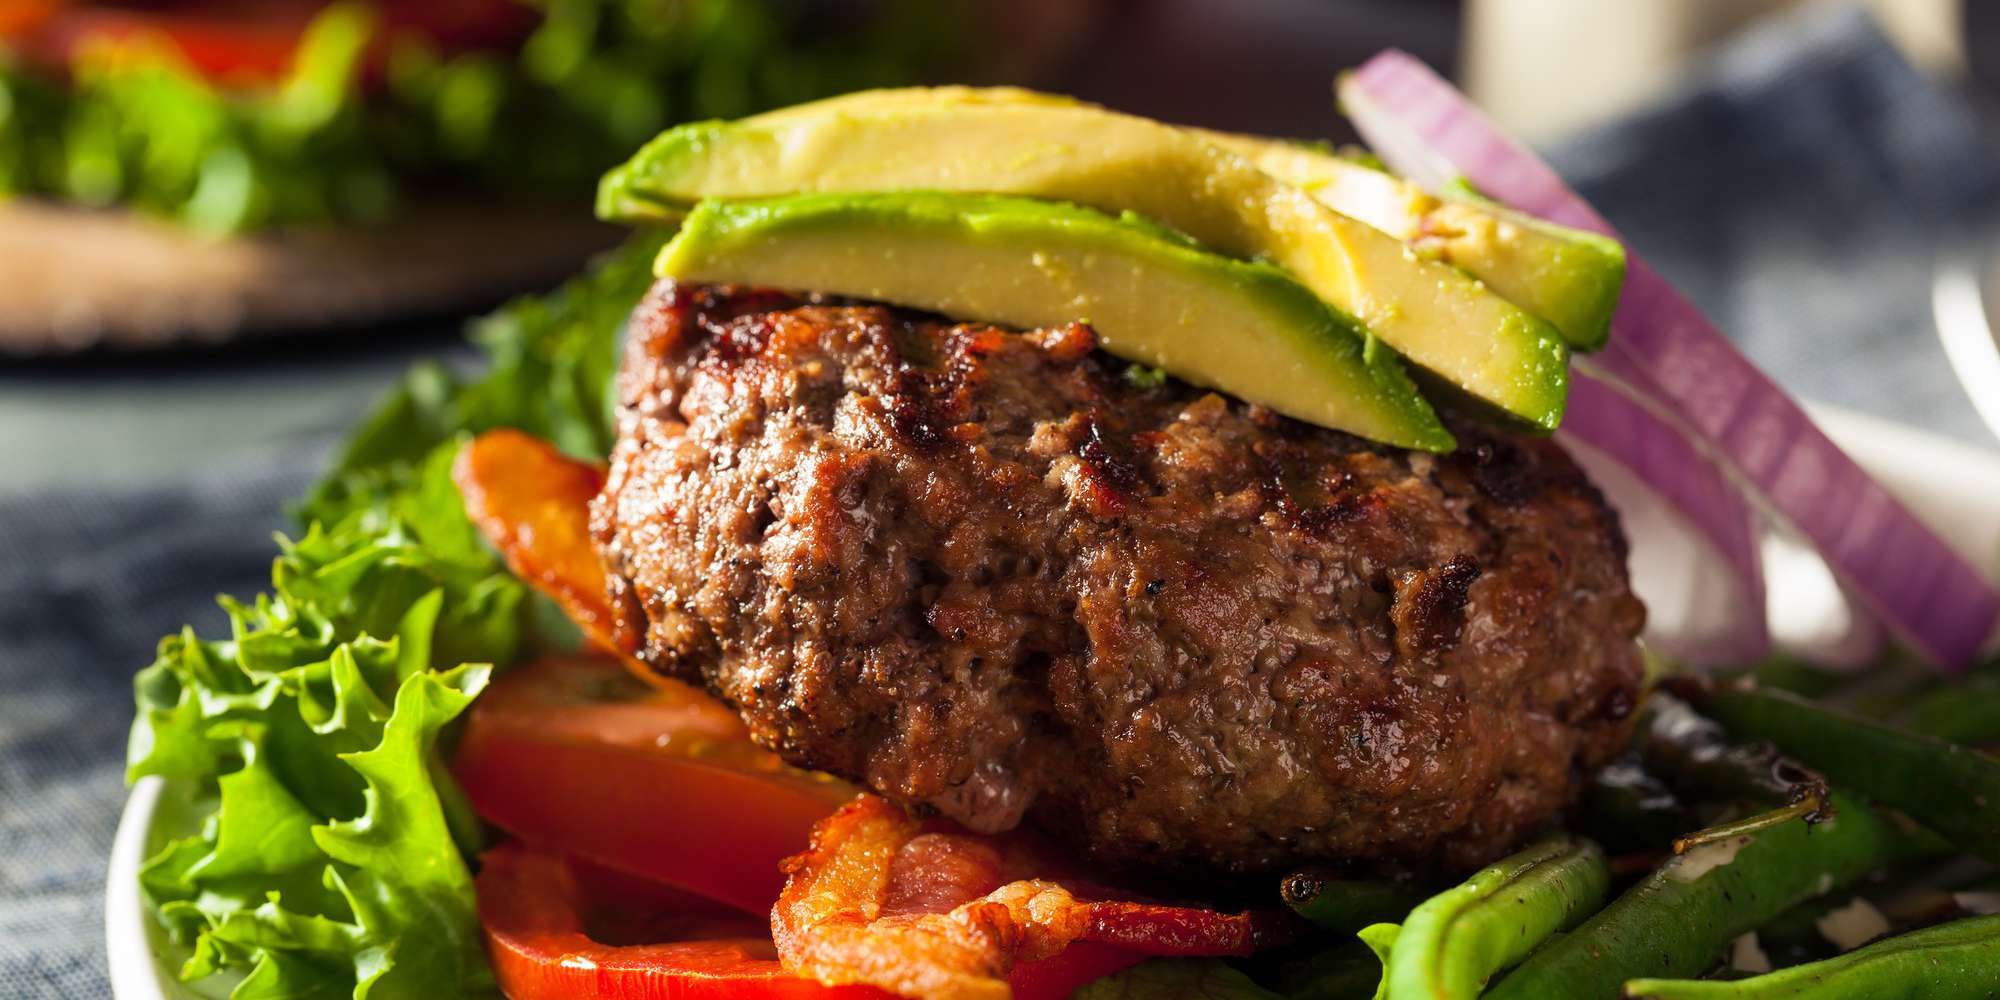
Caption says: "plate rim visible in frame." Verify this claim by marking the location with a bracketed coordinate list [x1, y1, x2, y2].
[106, 776, 180, 1000]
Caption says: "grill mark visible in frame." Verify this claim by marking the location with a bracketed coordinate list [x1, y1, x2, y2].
[1403, 555, 1482, 652]
[1465, 438, 1540, 508]
[885, 322, 1004, 451]
[1258, 447, 1384, 536]
[1077, 415, 1144, 498]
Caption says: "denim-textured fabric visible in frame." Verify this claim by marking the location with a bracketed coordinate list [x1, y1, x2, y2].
[1547, 5, 2000, 446]
[0, 447, 322, 998]
[4, 7, 1997, 998]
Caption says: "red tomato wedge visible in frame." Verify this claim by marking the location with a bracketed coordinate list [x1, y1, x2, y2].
[454, 656, 859, 915]
[480, 843, 889, 1000]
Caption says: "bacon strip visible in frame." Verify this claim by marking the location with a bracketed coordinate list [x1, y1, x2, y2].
[453, 429, 652, 677]
[775, 796, 1271, 1000]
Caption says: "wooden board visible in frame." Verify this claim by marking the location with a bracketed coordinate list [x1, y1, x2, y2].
[0, 198, 623, 353]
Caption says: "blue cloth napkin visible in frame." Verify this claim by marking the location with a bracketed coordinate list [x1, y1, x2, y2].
[1547, 5, 2000, 446]
[2, 7, 1995, 997]
[1, 447, 323, 998]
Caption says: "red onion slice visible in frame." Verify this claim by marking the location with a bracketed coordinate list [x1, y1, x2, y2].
[1341, 50, 2000, 667]
[1566, 365, 1770, 663]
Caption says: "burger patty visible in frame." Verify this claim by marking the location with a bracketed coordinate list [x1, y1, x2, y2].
[594, 281, 1647, 874]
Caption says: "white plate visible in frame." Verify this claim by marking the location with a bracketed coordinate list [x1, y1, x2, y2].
[104, 405, 2000, 999]
[107, 777, 240, 1000]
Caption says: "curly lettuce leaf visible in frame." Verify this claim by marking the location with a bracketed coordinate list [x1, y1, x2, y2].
[127, 233, 660, 997]
[129, 451, 514, 997]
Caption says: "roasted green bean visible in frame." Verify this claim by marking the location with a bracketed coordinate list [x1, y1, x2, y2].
[1639, 693, 1830, 821]
[1671, 678, 2000, 864]
[1579, 757, 1689, 854]
[1280, 871, 1431, 936]
[1380, 834, 1608, 999]
[1269, 939, 1391, 1000]
[1624, 913, 2000, 999]
[1750, 893, 1848, 967]
[1359, 923, 1399, 1000]
[1483, 793, 1935, 1000]
[1895, 673, 2000, 744]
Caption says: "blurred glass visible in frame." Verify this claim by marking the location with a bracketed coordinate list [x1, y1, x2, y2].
[1465, 0, 1965, 139]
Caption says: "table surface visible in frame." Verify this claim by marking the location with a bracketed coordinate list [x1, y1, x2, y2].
[0, 323, 471, 496]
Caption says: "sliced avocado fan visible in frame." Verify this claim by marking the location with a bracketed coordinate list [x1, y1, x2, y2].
[1197, 131, 1625, 351]
[659, 191, 1455, 452]
[599, 87, 1570, 431]
[718, 87, 1624, 351]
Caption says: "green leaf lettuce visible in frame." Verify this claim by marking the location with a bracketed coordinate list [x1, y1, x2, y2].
[126, 232, 662, 997]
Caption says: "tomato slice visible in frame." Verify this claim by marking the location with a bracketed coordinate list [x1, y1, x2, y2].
[455, 659, 1164, 998]
[455, 656, 859, 915]
[470, 651, 748, 751]
[481, 845, 1146, 1000]
[480, 843, 889, 1000]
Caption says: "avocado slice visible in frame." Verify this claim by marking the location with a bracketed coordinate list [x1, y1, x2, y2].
[728, 87, 1621, 350]
[658, 191, 1454, 451]
[1196, 131, 1625, 351]
[599, 89, 1569, 430]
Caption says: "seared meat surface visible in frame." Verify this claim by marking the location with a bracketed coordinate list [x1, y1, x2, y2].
[595, 281, 1646, 873]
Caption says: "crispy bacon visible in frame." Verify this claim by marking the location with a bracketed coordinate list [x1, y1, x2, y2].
[774, 796, 1272, 1000]
[453, 430, 648, 674]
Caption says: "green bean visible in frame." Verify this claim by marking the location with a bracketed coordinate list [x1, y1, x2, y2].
[1895, 673, 2000, 744]
[1751, 890, 1865, 968]
[1359, 923, 1399, 1000]
[1381, 834, 1609, 1000]
[1484, 793, 1936, 1000]
[1639, 693, 1831, 821]
[1579, 757, 1690, 854]
[1673, 797, 1827, 854]
[1624, 913, 2000, 999]
[1671, 677, 2000, 864]
[1269, 939, 1390, 1000]
[1735, 655, 1850, 699]
[1280, 870, 1431, 935]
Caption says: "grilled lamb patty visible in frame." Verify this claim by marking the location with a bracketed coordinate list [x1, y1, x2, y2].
[594, 281, 1646, 873]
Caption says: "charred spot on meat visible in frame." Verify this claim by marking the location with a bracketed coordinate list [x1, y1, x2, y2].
[593, 280, 1647, 874]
